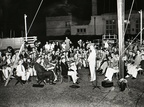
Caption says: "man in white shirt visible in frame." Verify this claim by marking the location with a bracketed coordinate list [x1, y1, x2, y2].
[88, 44, 96, 86]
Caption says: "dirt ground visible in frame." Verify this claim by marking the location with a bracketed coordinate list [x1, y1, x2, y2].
[0, 67, 144, 107]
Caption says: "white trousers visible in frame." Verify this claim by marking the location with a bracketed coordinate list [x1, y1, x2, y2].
[89, 62, 96, 81]
[2, 67, 12, 80]
[127, 64, 140, 78]
[68, 64, 79, 83]
[105, 67, 119, 81]
[68, 71, 78, 83]
[100, 61, 108, 74]
[16, 70, 30, 81]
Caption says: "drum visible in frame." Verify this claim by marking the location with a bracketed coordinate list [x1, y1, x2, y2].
[101, 80, 113, 88]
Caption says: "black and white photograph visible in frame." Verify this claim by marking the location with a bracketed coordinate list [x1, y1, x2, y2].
[0, 0, 144, 107]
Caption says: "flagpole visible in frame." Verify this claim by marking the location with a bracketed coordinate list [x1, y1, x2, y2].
[139, 10, 143, 45]
[24, 14, 28, 42]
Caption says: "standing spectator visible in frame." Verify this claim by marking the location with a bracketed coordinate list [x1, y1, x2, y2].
[78, 39, 83, 48]
[6, 46, 15, 58]
[104, 40, 109, 49]
[50, 42, 55, 51]
[44, 42, 50, 52]
[54, 41, 61, 51]
[65, 37, 72, 51]
[61, 42, 66, 51]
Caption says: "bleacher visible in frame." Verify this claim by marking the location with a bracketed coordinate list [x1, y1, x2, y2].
[0, 36, 37, 50]
[102, 34, 117, 44]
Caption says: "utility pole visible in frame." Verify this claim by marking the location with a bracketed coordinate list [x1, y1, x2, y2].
[139, 10, 143, 45]
[24, 14, 28, 42]
[117, 0, 125, 79]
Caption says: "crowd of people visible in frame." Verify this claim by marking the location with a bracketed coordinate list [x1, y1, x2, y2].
[0, 36, 144, 87]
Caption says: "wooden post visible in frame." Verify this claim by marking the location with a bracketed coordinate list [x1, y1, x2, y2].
[117, 0, 125, 79]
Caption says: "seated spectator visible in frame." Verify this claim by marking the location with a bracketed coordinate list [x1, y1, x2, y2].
[74, 50, 82, 69]
[139, 54, 144, 70]
[16, 59, 30, 82]
[126, 60, 142, 79]
[104, 53, 119, 81]
[60, 56, 69, 78]
[1, 53, 8, 80]
[23, 57, 33, 82]
[135, 54, 144, 75]
[134, 50, 141, 66]
[33, 57, 55, 84]
[99, 49, 109, 74]
[68, 61, 79, 84]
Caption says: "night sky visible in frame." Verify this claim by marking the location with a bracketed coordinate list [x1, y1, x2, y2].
[0, 0, 143, 37]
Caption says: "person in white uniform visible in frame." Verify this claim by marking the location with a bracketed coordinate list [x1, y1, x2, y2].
[88, 44, 96, 83]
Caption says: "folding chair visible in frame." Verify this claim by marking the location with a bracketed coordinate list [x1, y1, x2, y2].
[15, 76, 25, 85]
[0, 69, 4, 82]
[13, 69, 25, 85]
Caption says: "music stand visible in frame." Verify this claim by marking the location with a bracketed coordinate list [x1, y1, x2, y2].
[92, 64, 101, 90]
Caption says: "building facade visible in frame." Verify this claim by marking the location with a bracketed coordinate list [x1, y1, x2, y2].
[46, 15, 77, 36]
[71, 10, 144, 36]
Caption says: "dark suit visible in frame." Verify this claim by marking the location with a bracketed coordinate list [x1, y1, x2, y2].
[34, 62, 54, 84]
[61, 62, 69, 77]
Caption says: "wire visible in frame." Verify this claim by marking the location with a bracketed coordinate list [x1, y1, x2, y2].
[135, 90, 144, 107]
[27, 0, 44, 35]
[95, 87, 115, 107]
[119, 27, 144, 57]
[124, 0, 135, 36]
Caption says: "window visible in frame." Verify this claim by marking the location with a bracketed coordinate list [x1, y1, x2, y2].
[106, 20, 116, 34]
[77, 28, 86, 34]
[65, 21, 70, 27]
[77, 29, 80, 33]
